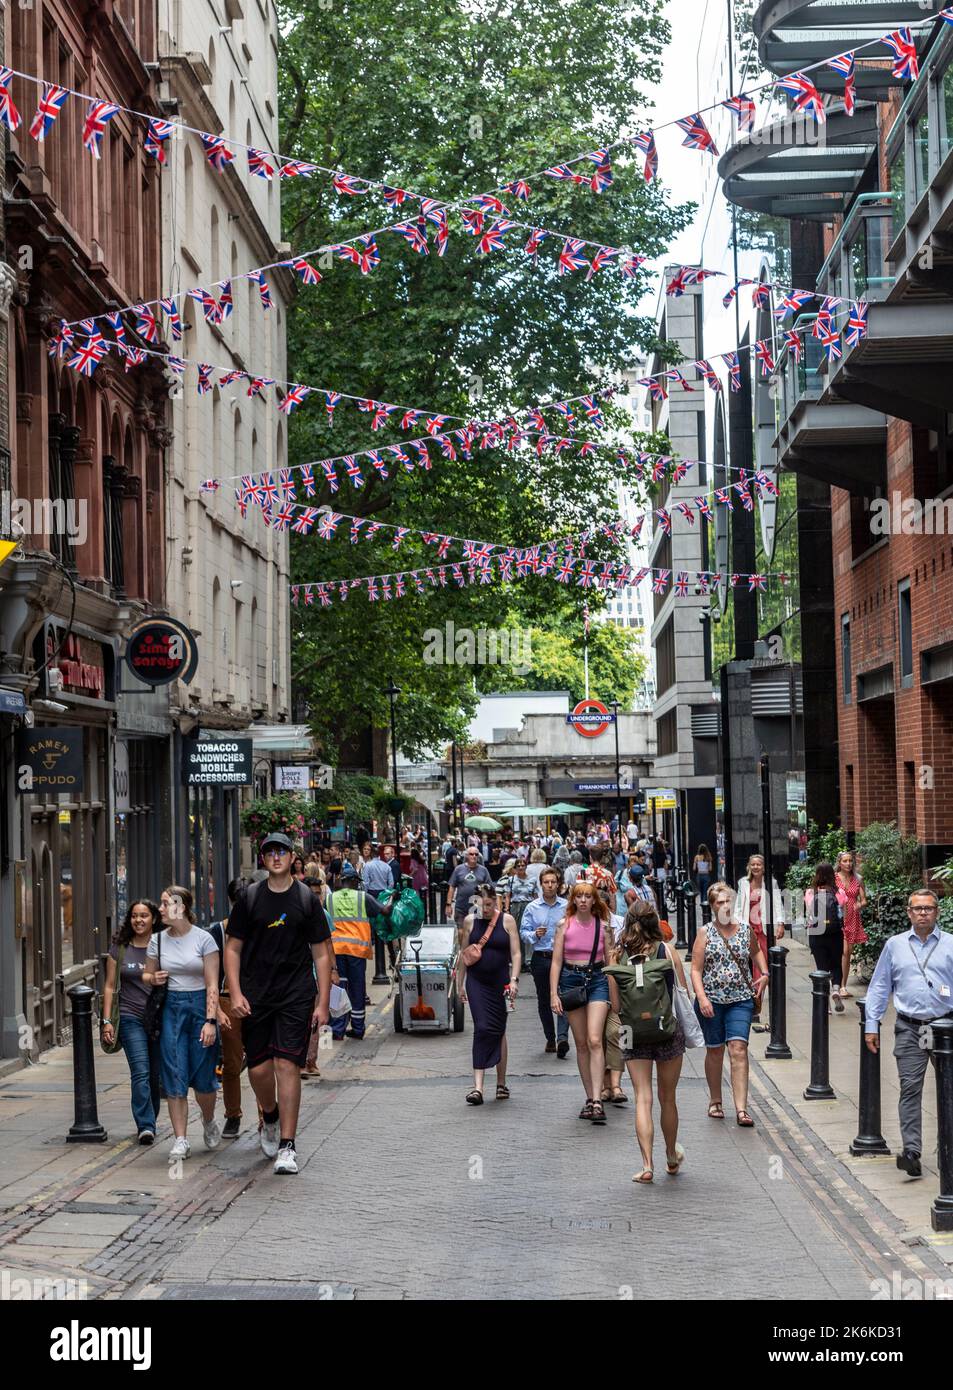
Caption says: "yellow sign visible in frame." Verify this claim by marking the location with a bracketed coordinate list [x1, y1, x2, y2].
[0, 540, 18, 569]
[58, 810, 71, 825]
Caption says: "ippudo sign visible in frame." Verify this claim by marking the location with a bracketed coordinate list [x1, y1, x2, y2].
[124, 617, 198, 688]
[566, 699, 616, 738]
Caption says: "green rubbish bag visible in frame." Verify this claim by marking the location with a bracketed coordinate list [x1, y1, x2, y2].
[372, 886, 425, 942]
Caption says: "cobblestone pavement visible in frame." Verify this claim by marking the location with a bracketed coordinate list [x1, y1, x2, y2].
[0, 974, 950, 1301]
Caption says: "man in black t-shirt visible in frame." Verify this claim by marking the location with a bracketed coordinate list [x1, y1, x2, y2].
[224, 833, 332, 1176]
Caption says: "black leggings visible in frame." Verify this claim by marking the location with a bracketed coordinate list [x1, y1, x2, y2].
[809, 930, 843, 989]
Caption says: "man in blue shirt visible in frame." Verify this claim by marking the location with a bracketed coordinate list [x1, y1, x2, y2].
[519, 868, 570, 1057]
[864, 889, 953, 1177]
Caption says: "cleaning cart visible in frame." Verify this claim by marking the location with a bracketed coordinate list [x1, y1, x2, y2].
[393, 925, 465, 1034]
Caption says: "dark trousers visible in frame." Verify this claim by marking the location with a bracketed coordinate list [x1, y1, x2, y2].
[808, 930, 843, 989]
[333, 953, 367, 1038]
[530, 953, 569, 1044]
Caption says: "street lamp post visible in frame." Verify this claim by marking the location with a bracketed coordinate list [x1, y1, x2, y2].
[609, 700, 623, 838]
[377, 681, 401, 986]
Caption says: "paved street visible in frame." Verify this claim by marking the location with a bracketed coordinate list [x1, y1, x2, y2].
[1, 942, 950, 1301]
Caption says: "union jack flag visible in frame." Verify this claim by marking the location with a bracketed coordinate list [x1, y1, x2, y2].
[258, 473, 279, 508]
[473, 194, 509, 215]
[774, 289, 814, 321]
[435, 434, 457, 461]
[754, 471, 779, 498]
[104, 311, 127, 346]
[503, 179, 531, 201]
[633, 130, 658, 181]
[664, 369, 695, 392]
[749, 573, 768, 592]
[30, 84, 69, 141]
[715, 487, 733, 510]
[251, 270, 272, 310]
[755, 339, 775, 376]
[269, 502, 295, 533]
[451, 564, 466, 588]
[299, 464, 316, 497]
[160, 298, 183, 340]
[555, 554, 575, 584]
[144, 118, 174, 162]
[219, 369, 245, 386]
[576, 561, 597, 589]
[652, 570, 670, 595]
[459, 208, 485, 237]
[400, 409, 421, 431]
[637, 376, 668, 403]
[134, 304, 159, 343]
[369, 401, 395, 430]
[821, 330, 842, 362]
[828, 51, 856, 116]
[394, 574, 407, 598]
[544, 162, 584, 185]
[735, 480, 754, 512]
[196, 364, 215, 394]
[68, 335, 109, 376]
[218, 281, 233, 319]
[392, 220, 429, 255]
[317, 511, 342, 539]
[585, 155, 613, 194]
[389, 443, 412, 470]
[291, 586, 300, 606]
[586, 246, 621, 280]
[366, 580, 380, 603]
[337, 236, 380, 275]
[672, 461, 690, 484]
[722, 94, 756, 133]
[248, 149, 275, 180]
[675, 504, 696, 528]
[246, 376, 274, 398]
[476, 219, 513, 255]
[118, 345, 146, 371]
[367, 450, 388, 479]
[775, 73, 825, 124]
[620, 254, 647, 279]
[696, 359, 722, 392]
[723, 278, 757, 308]
[524, 227, 548, 259]
[752, 282, 771, 309]
[292, 508, 319, 534]
[292, 258, 321, 285]
[813, 295, 841, 338]
[412, 441, 431, 470]
[187, 287, 222, 324]
[655, 508, 672, 536]
[884, 28, 919, 82]
[83, 101, 120, 157]
[321, 461, 339, 493]
[553, 401, 575, 430]
[557, 239, 589, 276]
[324, 391, 341, 425]
[674, 571, 691, 597]
[165, 355, 185, 377]
[278, 161, 318, 178]
[201, 133, 235, 173]
[0, 69, 21, 132]
[425, 415, 449, 436]
[580, 395, 604, 428]
[278, 385, 311, 415]
[783, 329, 804, 362]
[941, 7, 953, 25]
[695, 496, 713, 521]
[525, 408, 546, 432]
[382, 186, 409, 206]
[424, 206, 449, 257]
[846, 301, 868, 346]
[332, 172, 365, 196]
[675, 113, 719, 155]
[724, 351, 742, 392]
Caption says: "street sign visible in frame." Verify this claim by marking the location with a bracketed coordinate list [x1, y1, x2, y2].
[566, 699, 616, 738]
[275, 764, 310, 792]
[0, 539, 18, 569]
[182, 738, 253, 786]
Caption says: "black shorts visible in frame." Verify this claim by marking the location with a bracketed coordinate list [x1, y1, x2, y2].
[242, 996, 315, 1069]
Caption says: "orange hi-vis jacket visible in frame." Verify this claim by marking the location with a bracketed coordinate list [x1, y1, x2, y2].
[327, 888, 374, 960]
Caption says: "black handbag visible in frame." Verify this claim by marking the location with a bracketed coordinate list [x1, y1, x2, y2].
[142, 931, 167, 1042]
[558, 918, 602, 1011]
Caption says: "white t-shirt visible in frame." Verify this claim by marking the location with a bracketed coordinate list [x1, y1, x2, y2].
[147, 926, 219, 992]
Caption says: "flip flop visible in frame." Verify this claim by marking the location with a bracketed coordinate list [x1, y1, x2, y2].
[666, 1143, 686, 1175]
[736, 1110, 755, 1127]
[632, 1169, 654, 1183]
[609, 1088, 628, 1105]
[465, 1089, 484, 1106]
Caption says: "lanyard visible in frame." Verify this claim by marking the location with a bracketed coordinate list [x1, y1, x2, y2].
[908, 937, 940, 990]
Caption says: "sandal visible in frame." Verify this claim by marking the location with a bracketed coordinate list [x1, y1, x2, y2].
[579, 1099, 595, 1119]
[600, 1087, 612, 1103]
[495, 1084, 510, 1100]
[707, 1100, 724, 1120]
[833, 994, 845, 1013]
[736, 1110, 755, 1127]
[465, 1089, 484, 1106]
[632, 1168, 654, 1183]
[609, 1087, 628, 1105]
[666, 1143, 686, 1175]
[589, 1101, 607, 1125]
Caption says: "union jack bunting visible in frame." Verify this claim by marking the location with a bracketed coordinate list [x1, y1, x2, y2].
[526, 408, 547, 432]
[382, 186, 409, 207]
[246, 376, 274, 397]
[251, 270, 272, 310]
[425, 415, 449, 437]
[476, 219, 513, 255]
[30, 84, 69, 141]
[655, 508, 672, 536]
[695, 359, 722, 392]
[821, 330, 842, 362]
[134, 304, 159, 343]
[576, 561, 598, 589]
[317, 511, 342, 539]
[291, 585, 300, 605]
[118, 345, 146, 371]
[219, 369, 245, 386]
[553, 402, 575, 429]
[695, 496, 713, 521]
[292, 258, 321, 285]
[675, 504, 696, 527]
[187, 287, 222, 325]
[783, 329, 804, 362]
[722, 94, 756, 133]
[558, 239, 589, 275]
[248, 149, 275, 180]
[159, 298, 183, 341]
[524, 227, 548, 258]
[724, 351, 742, 392]
[392, 220, 429, 255]
[845, 301, 868, 346]
[82, 101, 119, 157]
[201, 133, 235, 173]
[196, 364, 215, 395]
[580, 395, 604, 428]
[257, 474, 279, 508]
[337, 236, 380, 275]
[674, 572, 691, 597]
[748, 573, 768, 592]
[715, 487, 733, 510]
[672, 461, 690, 484]
[755, 339, 775, 377]
[425, 207, 449, 257]
[664, 369, 695, 392]
[68, 336, 109, 376]
[450, 564, 466, 588]
[633, 130, 658, 181]
[323, 391, 341, 425]
[587, 246, 621, 280]
[941, 7, 953, 24]
[367, 580, 380, 602]
[730, 574, 742, 589]
[884, 28, 919, 82]
[696, 572, 711, 595]
[400, 409, 421, 431]
[754, 471, 779, 498]
[350, 518, 366, 544]
[503, 179, 532, 201]
[459, 208, 485, 237]
[269, 502, 295, 533]
[774, 289, 814, 321]
[723, 278, 757, 308]
[218, 281, 233, 319]
[299, 464, 316, 497]
[321, 461, 339, 493]
[144, 118, 174, 162]
[775, 73, 825, 124]
[165, 355, 185, 377]
[544, 162, 584, 185]
[0, 69, 21, 132]
[554, 554, 575, 584]
[828, 51, 856, 116]
[344, 456, 364, 487]
[652, 570, 670, 595]
[332, 172, 365, 196]
[585, 155, 613, 194]
[813, 296, 840, 338]
[620, 254, 648, 279]
[394, 574, 407, 598]
[752, 283, 771, 309]
[278, 161, 318, 178]
[652, 458, 669, 483]
[104, 311, 127, 346]
[735, 480, 754, 512]
[388, 443, 412, 470]
[278, 385, 311, 415]
[366, 450, 388, 479]
[637, 376, 668, 403]
[473, 195, 509, 215]
[412, 441, 431, 469]
[675, 113, 719, 155]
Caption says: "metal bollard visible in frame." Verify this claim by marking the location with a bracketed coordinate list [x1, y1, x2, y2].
[66, 985, 108, 1143]
[850, 1000, 890, 1156]
[372, 932, 389, 985]
[674, 881, 688, 951]
[686, 890, 698, 955]
[803, 971, 836, 1099]
[931, 1017, 953, 1232]
[764, 945, 792, 1060]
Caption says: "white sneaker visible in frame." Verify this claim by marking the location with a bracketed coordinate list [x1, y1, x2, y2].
[259, 1119, 280, 1158]
[169, 1136, 191, 1160]
[274, 1143, 298, 1175]
[203, 1119, 222, 1150]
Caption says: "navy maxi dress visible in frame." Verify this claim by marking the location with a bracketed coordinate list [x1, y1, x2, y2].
[465, 913, 511, 1070]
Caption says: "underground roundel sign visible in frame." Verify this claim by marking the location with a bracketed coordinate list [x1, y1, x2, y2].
[567, 699, 615, 738]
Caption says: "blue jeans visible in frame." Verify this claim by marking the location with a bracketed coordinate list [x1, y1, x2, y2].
[333, 954, 367, 1038]
[696, 997, 755, 1047]
[159, 989, 220, 1097]
[559, 964, 610, 1006]
[119, 1013, 161, 1134]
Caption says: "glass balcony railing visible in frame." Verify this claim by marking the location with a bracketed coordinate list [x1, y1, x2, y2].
[885, 21, 953, 258]
[816, 193, 897, 304]
[779, 313, 824, 431]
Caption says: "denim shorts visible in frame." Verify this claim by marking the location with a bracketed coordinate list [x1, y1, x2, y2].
[159, 989, 220, 1097]
[559, 964, 610, 1006]
[695, 997, 755, 1047]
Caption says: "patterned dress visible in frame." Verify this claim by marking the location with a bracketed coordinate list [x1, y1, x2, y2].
[837, 874, 867, 946]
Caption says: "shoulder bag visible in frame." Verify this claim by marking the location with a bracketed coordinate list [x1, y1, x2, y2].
[669, 941, 705, 1049]
[142, 931, 168, 1042]
[460, 910, 499, 966]
[722, 926, 762, 1018]
[99, 945, 125, 1054]
[558, 918, 602, 1012]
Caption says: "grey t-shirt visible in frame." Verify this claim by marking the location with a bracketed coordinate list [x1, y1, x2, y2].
[146, 925, 219, 992]
[448, 863, 491, 918]
[109, 941, 153, 1020]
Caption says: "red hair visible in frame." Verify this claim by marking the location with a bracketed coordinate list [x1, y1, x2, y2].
[566, 880, 610, 923]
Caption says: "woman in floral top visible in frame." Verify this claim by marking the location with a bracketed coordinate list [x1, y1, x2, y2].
[690, 881, 768, 1128]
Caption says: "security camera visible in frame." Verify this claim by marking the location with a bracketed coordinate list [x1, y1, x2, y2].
[34, 698, 68, 714]
[698, 610, 710, 624]
[230, 580, 243, 590]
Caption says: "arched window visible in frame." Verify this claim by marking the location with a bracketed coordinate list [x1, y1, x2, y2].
[251, 596, 259, 703]
[207, 36, 216, 85]
[228, 82, 235, 137]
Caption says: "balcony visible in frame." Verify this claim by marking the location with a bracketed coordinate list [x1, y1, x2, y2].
[822, 299, 953, 428]
[754, 1, 937, 98]
[816, 194, 897, 301]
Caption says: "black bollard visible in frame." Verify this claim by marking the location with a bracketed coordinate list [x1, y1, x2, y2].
[372, 931, 389, 985]
[764, 945, 792, 1059]
[849, 1001, 890, 1156]
[803, 971, 836, 1099]
[66, 985, 107, 1143]
[931, 1018, 953, 1232]
[686, 889, 698, 955]
[674, 882, 688, 951]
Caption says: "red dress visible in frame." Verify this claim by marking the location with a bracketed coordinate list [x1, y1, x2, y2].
[837, 874, 866, 946]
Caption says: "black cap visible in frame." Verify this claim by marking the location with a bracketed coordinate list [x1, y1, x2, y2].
[260, 832, 294, 854]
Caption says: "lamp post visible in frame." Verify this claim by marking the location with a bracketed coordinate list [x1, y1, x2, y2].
[609, 700, 623, 838]
[385, 681, 401, 843]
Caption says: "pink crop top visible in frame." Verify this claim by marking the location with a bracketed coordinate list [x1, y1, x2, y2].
[563, 914, 605, 962]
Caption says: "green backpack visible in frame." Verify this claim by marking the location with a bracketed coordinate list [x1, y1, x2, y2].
[605, 946, 676, 1044]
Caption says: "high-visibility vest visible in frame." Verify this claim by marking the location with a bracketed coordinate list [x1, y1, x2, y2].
[327, 888, 373, 959]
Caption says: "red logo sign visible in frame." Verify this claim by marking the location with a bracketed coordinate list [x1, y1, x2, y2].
[567, 699, 615, 738]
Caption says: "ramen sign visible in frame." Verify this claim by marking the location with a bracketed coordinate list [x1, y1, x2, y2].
[566, 699, 616, 739]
